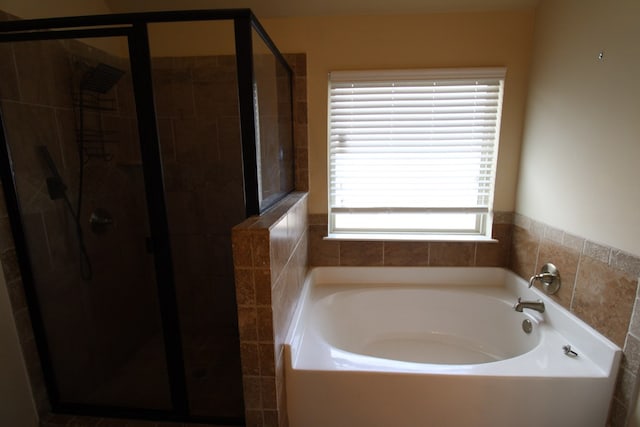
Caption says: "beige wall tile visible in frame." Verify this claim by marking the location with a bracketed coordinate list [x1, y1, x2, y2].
[583, 240, 611, 264]
[261, 377, 277, 410]
[308, 224, 339, 266]
[242, 376, 262, 409]
[610, 250, 640, 278]
[259, 343, 276, 376]
[240, 343, 260, 376]
[340, 241, 383, 266]
[476, 223, 512, 267]
[383, 241, 429, 266]
[254, 268, 272, 305]
[231, 229, 253, 268]
[573, 256, 637, 347]
[237, 306, 258, 342]
[622, 334, 640, 374]
[252, 231, 271, 269]
[562, 233, 585, 253]
[256, 306, 274, 342]
[244, 409, 263, 427]
[429, 242, 474, 266]
[234, 268, 255, 306]
[510, 226, 540, 278]
[263, 410, 280, 427]
[536, 239, 579, 309]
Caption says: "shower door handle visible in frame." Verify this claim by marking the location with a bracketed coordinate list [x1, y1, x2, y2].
[89, 208, 113, 234]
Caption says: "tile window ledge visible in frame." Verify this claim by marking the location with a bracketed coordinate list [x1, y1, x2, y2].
[325, 233, 499, 243]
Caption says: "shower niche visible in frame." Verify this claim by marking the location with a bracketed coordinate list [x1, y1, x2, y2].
[0, 10, 295, 425]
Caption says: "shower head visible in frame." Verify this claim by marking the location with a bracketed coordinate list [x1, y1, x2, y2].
[80, 62, 125, 94]
[37, 146, 67, 200]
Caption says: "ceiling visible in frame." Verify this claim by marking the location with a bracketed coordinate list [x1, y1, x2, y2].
[105, 0, 539, 18]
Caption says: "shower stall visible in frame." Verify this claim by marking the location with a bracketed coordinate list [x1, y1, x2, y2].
[0, 10, 294, 424]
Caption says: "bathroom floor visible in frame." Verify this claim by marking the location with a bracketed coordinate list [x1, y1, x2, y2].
[40, 413, 238, 427]
[39, 330, 244, 427]
[78, 331, 243, 417]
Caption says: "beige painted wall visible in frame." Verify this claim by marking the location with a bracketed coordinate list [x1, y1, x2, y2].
[261, 11, 535, 213]
[0, 264, 38, 427]
[517, 0, 640, 256]
[147, 20, 236, 56]
[143, 11, 536, 215]
[1, 5, 536, 216]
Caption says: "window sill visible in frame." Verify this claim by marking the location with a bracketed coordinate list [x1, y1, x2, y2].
[324, 233, 498, 243]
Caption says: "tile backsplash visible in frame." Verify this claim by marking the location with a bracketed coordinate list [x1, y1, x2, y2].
[510, 214, 640, 427]
[308, 212, 513, 268]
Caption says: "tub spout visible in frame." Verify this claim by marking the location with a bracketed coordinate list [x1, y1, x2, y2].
[514, 297, 545, 313]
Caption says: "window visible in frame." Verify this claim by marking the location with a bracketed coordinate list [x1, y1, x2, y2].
[328, 68, 505, 240]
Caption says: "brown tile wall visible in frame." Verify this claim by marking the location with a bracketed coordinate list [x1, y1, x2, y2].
[510, 214, 640, 427]
[232, 192, 308, 427]
[253, 52, 294, 206]
[283, 54, 308, 193]
[308, 211, 513, 268]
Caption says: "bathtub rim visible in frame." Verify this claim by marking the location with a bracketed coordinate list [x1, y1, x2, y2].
[285, 266, 622, 377]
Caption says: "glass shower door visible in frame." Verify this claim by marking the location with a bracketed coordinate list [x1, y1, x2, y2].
[147, 20, 245, 420]
[0, 34, 172, 410]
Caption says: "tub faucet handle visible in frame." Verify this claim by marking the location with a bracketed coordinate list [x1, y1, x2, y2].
[528, 263, 561, 295]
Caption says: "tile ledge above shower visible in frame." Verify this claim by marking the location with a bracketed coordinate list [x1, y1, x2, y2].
[235, 192, 308, 231]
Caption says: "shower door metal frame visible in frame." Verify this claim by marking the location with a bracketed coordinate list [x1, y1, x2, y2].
[0, 23, 195, 423]
[234, 13, 296, 215]
[0, 8, 295, 424]
[0, 9, 295, 215]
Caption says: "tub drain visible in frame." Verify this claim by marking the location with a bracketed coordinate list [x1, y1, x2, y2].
[522, 319, 533, 334]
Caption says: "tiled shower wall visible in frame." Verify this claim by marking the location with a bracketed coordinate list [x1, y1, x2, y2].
[152, 53, 248, 418]
[253, 52, 294, 207]
[0, 9, 154, 415]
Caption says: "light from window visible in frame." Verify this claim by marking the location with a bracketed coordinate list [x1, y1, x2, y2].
[328, 68, 505, 240]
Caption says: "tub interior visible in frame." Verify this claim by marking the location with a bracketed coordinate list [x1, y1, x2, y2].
[314, 286, 541, 365]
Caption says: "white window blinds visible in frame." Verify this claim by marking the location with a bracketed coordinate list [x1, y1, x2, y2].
[328, 68, 505, 239]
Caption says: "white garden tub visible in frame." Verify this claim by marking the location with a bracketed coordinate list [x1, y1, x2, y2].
[284, 267, 621, 427]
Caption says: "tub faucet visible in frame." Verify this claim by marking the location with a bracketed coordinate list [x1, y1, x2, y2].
[514, 297, 545, 313]
[528, 263, 561, 295]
